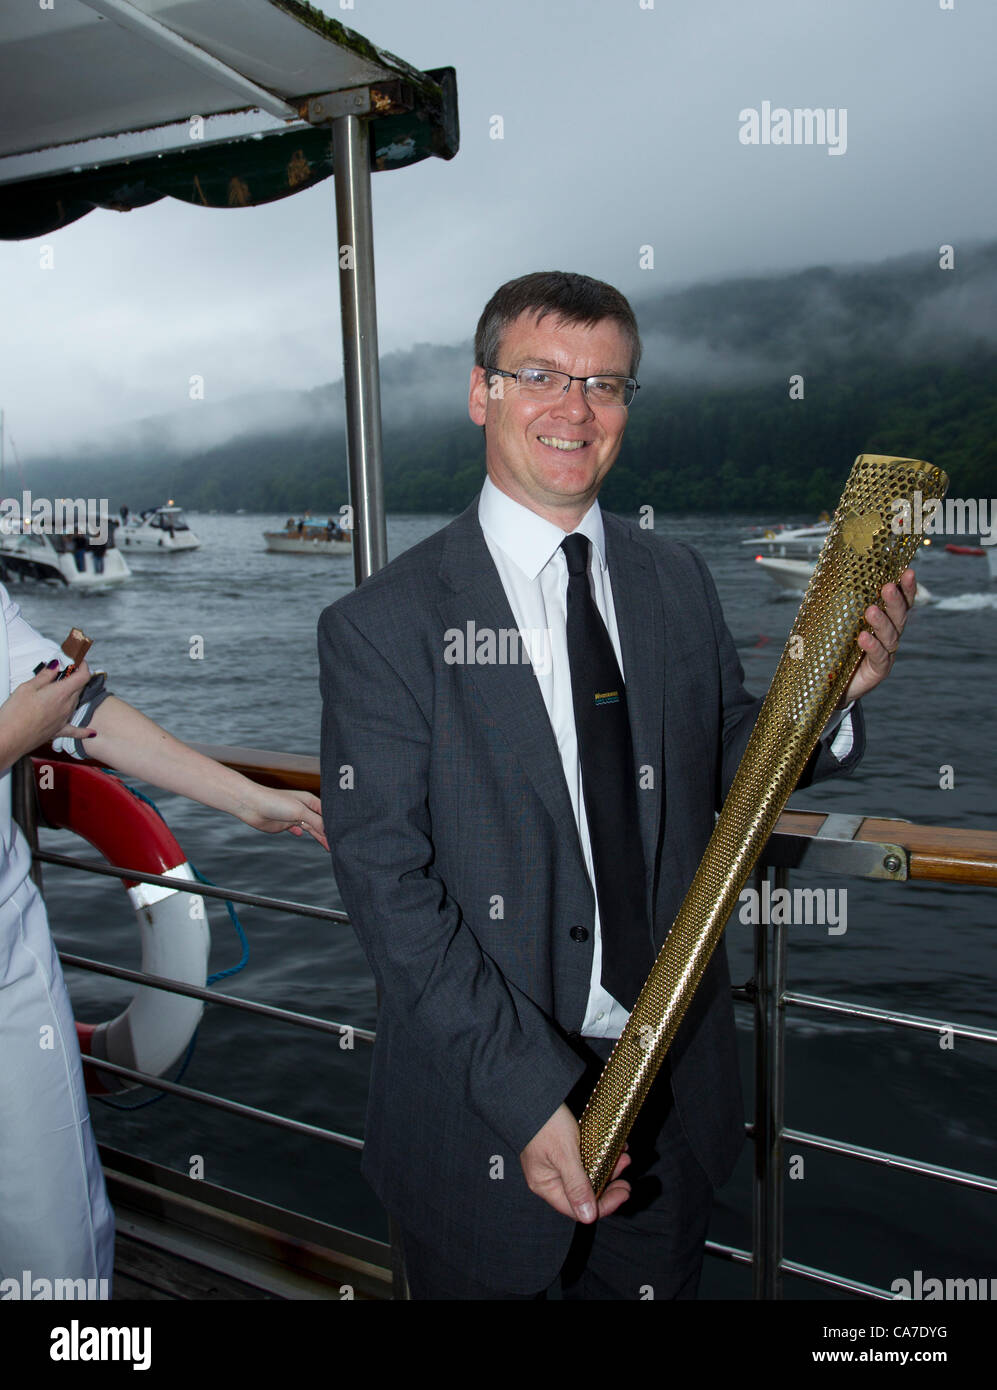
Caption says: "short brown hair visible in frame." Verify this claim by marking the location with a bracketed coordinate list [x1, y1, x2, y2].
[474, 271, 642, 378]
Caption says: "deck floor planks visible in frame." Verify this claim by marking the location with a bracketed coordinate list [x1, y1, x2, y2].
[113, 1233, 278, 1300]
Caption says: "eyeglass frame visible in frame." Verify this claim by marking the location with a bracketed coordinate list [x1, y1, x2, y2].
[483, 365, 640, 408]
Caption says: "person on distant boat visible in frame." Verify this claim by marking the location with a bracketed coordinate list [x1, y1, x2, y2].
[0, 585, 327, 1296]
[286, 518, 296, 532]
[119, 505, 129, 526]
[319, 270, 916, 1301]
[90, 526, 108, 575]
[71, 531, 88, 574]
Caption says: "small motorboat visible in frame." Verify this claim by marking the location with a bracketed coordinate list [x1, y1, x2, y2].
[753, 555, 933, 605]
[121, 504, 201, 551]
[264, 517, 352, 555]
[0, 524, 131, 587]
[742, 520, 831, 560]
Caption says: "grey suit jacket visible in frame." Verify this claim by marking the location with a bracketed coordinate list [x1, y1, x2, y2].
[318, 499, 864, 1292]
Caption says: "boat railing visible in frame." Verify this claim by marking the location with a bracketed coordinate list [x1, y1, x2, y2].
[15, 747, 997, 1301]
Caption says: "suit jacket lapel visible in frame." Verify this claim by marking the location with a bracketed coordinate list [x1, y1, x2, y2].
[438, 506, 586, 865]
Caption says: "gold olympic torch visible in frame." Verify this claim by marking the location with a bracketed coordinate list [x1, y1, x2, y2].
[579, 453, 948, 1195]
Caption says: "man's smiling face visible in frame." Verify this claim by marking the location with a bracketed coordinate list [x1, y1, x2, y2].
[468, 310, 631, 528]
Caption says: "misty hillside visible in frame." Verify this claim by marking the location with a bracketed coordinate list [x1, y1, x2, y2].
[18, 243, 997, 515]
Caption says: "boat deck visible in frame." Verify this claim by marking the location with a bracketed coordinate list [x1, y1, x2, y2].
[113, 1233, 278, 1301]
[102, 1146, 394, 1302]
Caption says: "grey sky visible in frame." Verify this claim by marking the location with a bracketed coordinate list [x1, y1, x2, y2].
[1, 0, 994, 456]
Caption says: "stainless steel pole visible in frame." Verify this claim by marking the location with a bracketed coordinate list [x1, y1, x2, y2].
[331, 114, 394, 1287]
[751, 865, 769, 1299]
[769, 864, 789, 1300]
[12, 756, 43, 892]
[332, 114, 389, 584]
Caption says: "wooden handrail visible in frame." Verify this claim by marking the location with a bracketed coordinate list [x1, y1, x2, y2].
[42, 743, 997, 889]
[777, 810, 997, 888]
[187, 744, 997, 890]
[190, 742, 321, 792]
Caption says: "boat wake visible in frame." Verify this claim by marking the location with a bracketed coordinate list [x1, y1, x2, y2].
[932, 592, 997, 612]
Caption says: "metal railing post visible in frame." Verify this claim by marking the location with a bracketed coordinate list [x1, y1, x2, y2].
[321, 121, 395, 1277]
[332, 113, 389, 584]
[12, 755, 43, 891]
[769, 864, 789, 1300]
[751, 864, 770, 1299]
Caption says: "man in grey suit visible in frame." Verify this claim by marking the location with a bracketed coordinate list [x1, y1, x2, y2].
[318, 271, 915, 1299]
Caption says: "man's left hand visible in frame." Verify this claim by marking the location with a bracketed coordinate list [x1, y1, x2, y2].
[841, 567, 916, 705]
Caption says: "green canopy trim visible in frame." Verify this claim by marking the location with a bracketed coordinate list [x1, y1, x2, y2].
[0, 67, 457, 242]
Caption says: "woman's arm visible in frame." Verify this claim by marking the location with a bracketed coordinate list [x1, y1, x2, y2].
[0, 584, 326, 847]
[85, 691, 327, 848]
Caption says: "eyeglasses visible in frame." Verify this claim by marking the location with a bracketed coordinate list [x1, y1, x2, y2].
[485, 365, 639, 409]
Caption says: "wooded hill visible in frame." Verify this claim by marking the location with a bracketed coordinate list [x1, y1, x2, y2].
[24, 242, 997, 516]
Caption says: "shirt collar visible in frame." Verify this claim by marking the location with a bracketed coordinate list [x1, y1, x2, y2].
[478, 475, 607, 581]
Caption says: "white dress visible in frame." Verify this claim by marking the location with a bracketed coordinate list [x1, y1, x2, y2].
[0, 584, 114, 1291]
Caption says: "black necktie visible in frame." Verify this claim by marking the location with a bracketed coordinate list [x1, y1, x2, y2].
[561, 533, 653, 1010]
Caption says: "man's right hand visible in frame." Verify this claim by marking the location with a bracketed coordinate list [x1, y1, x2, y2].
[520, 1102, 631, 1223]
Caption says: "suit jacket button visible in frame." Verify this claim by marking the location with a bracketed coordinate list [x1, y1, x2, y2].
[569, 925, 588, 943]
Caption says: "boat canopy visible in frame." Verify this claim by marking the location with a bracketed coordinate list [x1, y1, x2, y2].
[0, 0, 459, 581]
[0, 0, 457, 240]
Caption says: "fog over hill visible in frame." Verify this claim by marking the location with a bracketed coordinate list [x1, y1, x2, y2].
[15, 242, 997, 516]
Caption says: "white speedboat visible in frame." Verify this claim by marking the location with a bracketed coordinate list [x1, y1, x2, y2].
[264, 521, 352, 555]
[754, 555, 933, 605]
[743, 521, 831, 559]
[0, 526, 131, 588]
[121, 505, 201, 551]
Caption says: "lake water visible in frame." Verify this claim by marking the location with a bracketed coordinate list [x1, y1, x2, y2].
[15, 509, 995, 1299]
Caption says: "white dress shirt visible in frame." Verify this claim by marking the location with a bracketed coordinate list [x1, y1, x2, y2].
[477, 477, 853, 1039]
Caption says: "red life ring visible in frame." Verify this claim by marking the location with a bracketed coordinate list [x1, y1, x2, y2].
[32, 757, 210, 1095]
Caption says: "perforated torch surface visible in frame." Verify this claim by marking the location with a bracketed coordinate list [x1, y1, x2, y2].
[578, 454, 949, 1195]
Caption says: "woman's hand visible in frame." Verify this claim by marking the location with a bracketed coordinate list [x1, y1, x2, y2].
[0, 660, 94, 772]
[82, 695, 329, 848]
[236, 785, 328, 850]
